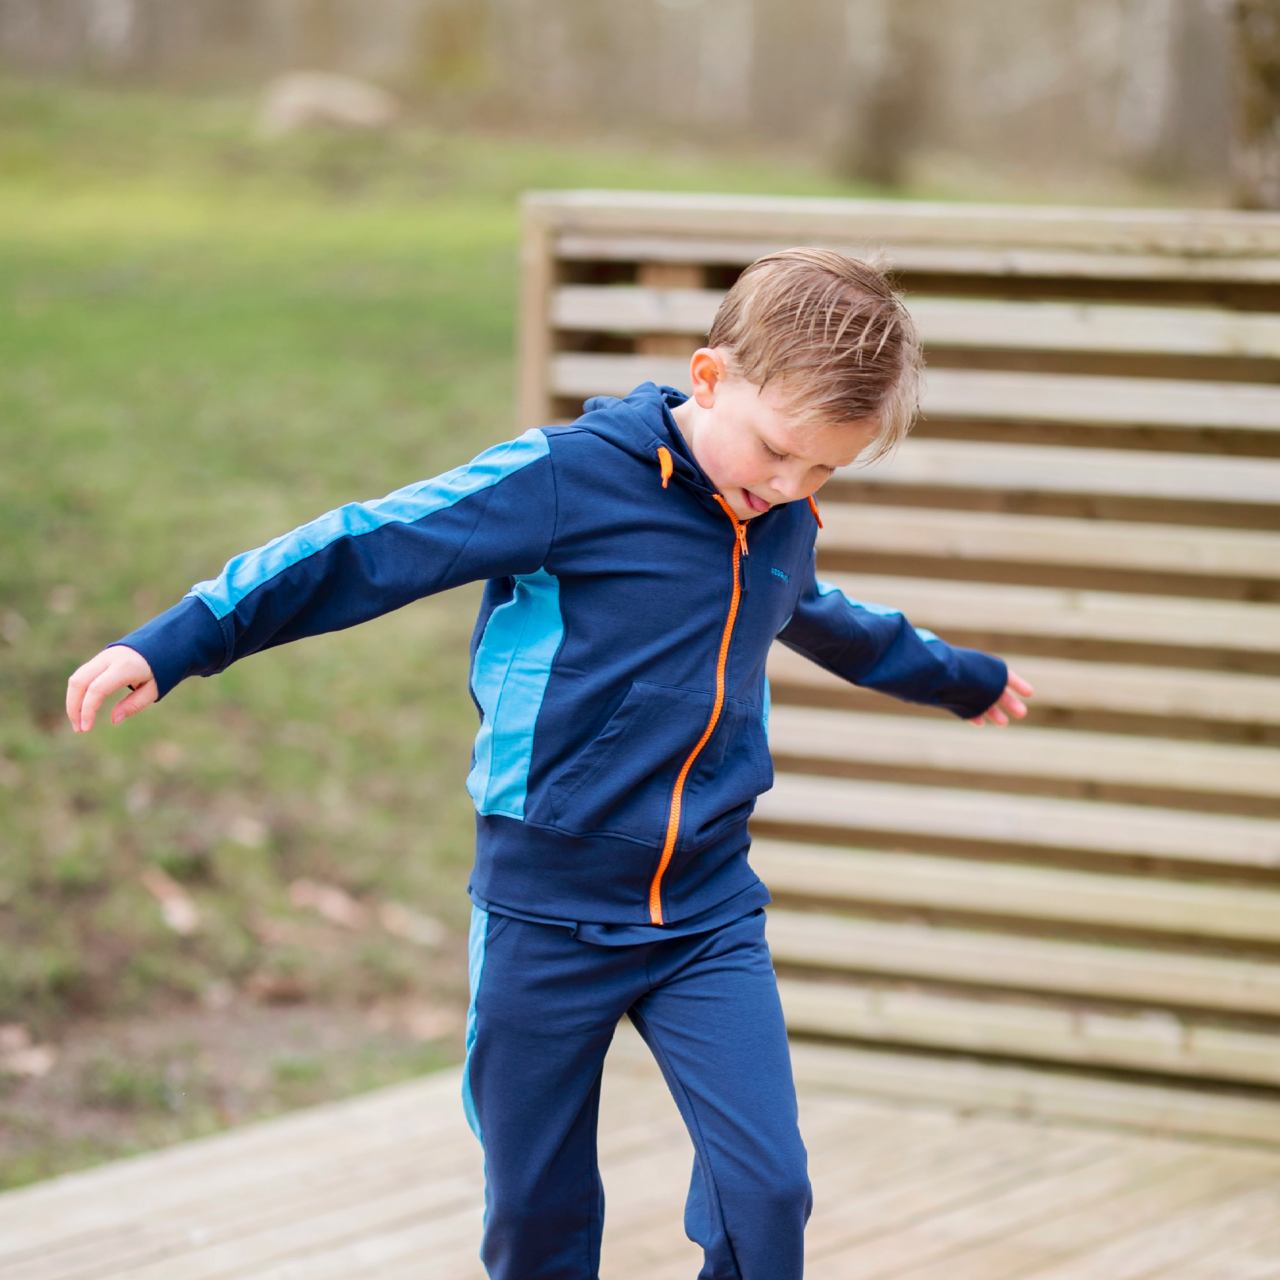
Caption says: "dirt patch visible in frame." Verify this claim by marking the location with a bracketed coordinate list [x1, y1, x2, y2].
[0, 985, 468, 1191]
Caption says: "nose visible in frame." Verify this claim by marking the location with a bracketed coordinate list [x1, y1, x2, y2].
[770, 468, 809, 504]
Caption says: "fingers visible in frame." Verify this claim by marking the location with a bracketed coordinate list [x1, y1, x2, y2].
[1007, 669, 1035, 698]
[78, 666, 126, 733]
[110, 680, 158, 726]
[999, 688, 1027, 720]
[66, 647, 156, 732]
[66, 651, 114, 731]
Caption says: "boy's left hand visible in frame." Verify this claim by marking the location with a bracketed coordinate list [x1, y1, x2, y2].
[969, 668, 1034, 727]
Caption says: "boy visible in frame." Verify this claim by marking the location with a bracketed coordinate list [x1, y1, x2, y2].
[67, 248, 1031, 1280]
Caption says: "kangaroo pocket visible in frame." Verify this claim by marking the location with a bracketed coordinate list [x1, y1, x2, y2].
[548, 680, 772, 847]
[681, 695, 774, 846]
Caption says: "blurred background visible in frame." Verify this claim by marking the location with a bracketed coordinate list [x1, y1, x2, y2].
[0, 0, 1277, 1190]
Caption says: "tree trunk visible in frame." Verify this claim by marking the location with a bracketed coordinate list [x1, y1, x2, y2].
[1233, 0, 1280, 208]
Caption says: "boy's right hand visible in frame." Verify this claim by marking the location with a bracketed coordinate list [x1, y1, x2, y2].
[66, 646, 157, 732]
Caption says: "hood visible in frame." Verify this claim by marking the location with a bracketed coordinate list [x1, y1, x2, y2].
[577, 383, 717, 497]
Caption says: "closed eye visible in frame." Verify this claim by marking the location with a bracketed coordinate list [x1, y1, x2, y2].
[762, 442, 788, 462]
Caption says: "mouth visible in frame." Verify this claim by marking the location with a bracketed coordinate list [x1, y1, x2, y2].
[741, 489, 771, 515]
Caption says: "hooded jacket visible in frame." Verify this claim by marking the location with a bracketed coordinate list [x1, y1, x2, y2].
[116, 384, 1006, 927]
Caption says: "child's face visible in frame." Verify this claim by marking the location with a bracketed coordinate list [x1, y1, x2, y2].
[671, 349, 877, 523]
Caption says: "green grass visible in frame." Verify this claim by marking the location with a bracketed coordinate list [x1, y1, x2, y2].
[0, 78, 877, 1184]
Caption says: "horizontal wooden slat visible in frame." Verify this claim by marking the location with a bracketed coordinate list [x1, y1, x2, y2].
[851, 439, 1280, 506]
[767, 909, 1280, 1016]
[750, 839, 1280, 943]
[530, 191, 1280, 280]
[912, 296, 1280, 359]
[767, 645, 1280, 727]
[778, 978, 1280, 1088]
[754, 773, 1280, 867]
[556, 232, 1280, 283]
[767, 705, 1280, 800]
[531, 188, 1280, 251]
[552, 284, 721, 334]
[553, 286, 1280, 360]
[924, 368, 1280, 433]
[789, 1040, 1280, 1146]
[819, 571, 1280, 652]
[551, 353, 1280, 432]
[552, 351, 689, 398]
[817, 503, 1280, 579]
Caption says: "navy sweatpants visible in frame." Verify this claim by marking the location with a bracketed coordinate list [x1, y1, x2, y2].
[462, 907, 811, 1280]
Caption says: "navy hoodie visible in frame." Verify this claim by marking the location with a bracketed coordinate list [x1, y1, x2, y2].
[115, 384, 1006, 927]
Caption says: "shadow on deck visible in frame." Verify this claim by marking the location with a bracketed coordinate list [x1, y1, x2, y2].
[4, 1024, 1280, 1279]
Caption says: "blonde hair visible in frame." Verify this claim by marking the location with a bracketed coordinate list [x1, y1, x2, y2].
[706, 247, 922, 463]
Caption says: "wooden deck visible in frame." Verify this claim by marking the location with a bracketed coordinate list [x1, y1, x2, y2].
[5, 1026, 1280, 1279]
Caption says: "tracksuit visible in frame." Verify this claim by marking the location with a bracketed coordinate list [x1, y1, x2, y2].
[116, 382, 1007, 1279]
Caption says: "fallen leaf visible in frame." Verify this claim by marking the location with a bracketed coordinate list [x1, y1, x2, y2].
[141, 866, 200, 936]
[245, 971, 308, 1004]
[228, 815, 268, 848]
[378, 902, 446, 947]
[288, 878, 368, 929]
[1, 1044, 57, 1078]
[0, 1024, 31, 1053]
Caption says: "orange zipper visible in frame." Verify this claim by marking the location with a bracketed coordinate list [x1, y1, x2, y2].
[648, 494, 747, 924]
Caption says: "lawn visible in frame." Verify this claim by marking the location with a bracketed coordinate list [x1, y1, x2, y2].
[0, 77, 869, 1188]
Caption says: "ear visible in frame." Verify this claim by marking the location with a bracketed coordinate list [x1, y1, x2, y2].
[688, 348, 728, 409]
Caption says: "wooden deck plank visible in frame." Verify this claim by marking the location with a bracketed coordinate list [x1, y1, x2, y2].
[5, 1031, 1280, 1279]
[751, 839, 1280, 943]
[1158, 1220, 1280, 1280]
[801, 1129, 1116, 1262]
[1013, 1182, 1280, 1280]
[767, 704, 1280, 800]
[817, 1157, 1273, 1280]
[0, 1150, 478, 1280]
[755, 773, 1280, 868]
[0, 1071, 468, 1253]
[803, 1146, 1196, 1278]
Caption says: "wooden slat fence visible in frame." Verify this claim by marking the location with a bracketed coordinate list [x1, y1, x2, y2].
[520, 191, 1280, 1136]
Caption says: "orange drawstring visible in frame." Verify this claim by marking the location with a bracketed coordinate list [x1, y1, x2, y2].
[807, 494, 823, 529]
[657, 446, 674, 489]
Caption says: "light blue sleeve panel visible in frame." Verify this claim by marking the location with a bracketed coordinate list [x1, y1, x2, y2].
[116, 429, 560, 695]
[776, 558, 1006, 720]
[190, 429, 552, 620]
[815, 579, 939, 644]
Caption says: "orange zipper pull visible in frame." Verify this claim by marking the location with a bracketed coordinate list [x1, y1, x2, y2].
[735, 521, 748, 556]
[807, 494, 823, 529]
[657, 446, 674, 489]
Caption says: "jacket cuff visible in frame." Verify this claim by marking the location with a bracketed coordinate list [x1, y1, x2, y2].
[109, 595, 228, 700]
[939, 647, 1008, 719]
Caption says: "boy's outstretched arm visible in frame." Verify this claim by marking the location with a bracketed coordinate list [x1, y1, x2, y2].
[66, 645, 156, 732]
[65, 430, 558, 733]
[778, 560, 1033, 726]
